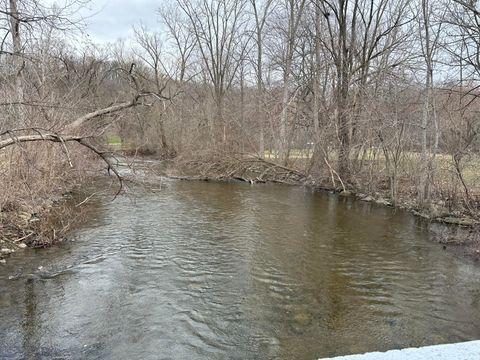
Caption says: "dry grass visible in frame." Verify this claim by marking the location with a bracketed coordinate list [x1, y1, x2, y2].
[0, 143, 103, 247]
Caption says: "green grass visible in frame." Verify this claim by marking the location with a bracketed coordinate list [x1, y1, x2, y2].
[106, 135, 122, 146]
[264, 149, 313, 159]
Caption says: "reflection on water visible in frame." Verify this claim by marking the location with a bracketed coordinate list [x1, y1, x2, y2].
[1, 179, 480, 359]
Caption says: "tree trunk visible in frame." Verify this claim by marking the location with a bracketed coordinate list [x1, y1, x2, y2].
[279, 72, 290, 163]
[9, 0, 25, 125]
[418, 0, 434, 210]
[313, 0, 321, 141]
[279, 0, 306, 165]
[336, 0, 350, 181]
[257, 32, 265, 158]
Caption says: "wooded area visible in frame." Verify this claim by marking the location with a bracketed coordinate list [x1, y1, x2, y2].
[1, 0, 480, 236]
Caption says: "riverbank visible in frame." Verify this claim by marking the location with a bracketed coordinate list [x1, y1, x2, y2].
[0, 193, 71, 262]
[0, 185, 101, 264]
[168, 155, 480, 262]
[0, 155, 148, 262]
[2, 155, 479, 264]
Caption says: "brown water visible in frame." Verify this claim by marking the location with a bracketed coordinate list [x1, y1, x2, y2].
[1, 177, 480, 359]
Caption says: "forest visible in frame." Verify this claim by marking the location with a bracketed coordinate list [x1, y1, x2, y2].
[1, 0, 480, 246]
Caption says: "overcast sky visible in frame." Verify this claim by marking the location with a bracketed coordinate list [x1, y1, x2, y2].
[81, 0, 164, 44]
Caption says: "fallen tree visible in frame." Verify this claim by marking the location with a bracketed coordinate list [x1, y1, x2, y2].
[173, 153, 310, 185]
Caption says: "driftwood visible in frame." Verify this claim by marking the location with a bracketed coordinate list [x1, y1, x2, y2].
[176, 154, 309, 185]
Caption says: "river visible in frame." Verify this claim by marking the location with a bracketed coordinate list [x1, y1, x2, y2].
[1, 176, 480, 359]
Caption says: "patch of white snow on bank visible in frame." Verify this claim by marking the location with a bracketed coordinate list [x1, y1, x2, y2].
[319, 341, 480, 360]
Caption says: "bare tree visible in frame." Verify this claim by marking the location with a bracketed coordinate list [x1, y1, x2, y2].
[176, 0, 251, 147]
[274, 0, 307, 163]
[250, 0, 273, 158]
[317, 0, 413, 180]
[159, 4, 196, 84]
[416, 0, 445, 209]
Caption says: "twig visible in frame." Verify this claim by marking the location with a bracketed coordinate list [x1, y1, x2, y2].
[75, 191, 99, 207]
[14, 231, 34, 243]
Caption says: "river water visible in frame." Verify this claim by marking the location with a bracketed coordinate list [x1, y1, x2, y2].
[1, 176, 480, 359]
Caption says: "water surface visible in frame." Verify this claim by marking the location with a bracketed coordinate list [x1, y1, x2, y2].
[1, 178, 480, 359]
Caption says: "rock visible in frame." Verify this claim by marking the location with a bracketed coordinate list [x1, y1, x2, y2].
[375, 198, 391, 206]
[41, 199, 54, 208]
[339, 190, 352, 197]
[18, 211, 31, 222]
[442, 217, 476, 227]
[17, 243, 27, 249]
[361, 195, 374, 202]
[0, 259, 6, 264]
[1, 248, 14, 255]
[431, 205, 450, 219]
[293, 311, 312, 326]
[412, 210, 430, 219]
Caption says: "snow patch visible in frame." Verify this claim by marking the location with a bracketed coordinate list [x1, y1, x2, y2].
[319, 341, 480, 360]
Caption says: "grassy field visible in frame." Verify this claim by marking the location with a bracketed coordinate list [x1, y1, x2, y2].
[264, 148, 480, 194]
[106, 135, 122, 146]
[264, 149, 314, 159]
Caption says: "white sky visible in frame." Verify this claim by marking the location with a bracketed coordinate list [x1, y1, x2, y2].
[79, 0, 165, 44]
